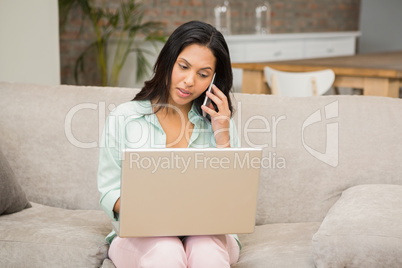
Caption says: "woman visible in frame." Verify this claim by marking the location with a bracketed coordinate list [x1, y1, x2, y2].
[98, 20, 240, 268]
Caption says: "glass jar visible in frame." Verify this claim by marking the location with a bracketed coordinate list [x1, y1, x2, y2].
[255, 0, 271, 34]
[214, 0, 231, 35]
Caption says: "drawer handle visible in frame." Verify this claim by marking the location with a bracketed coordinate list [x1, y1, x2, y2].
[274, 51, 282, 57]
[327, 48, 334, 53]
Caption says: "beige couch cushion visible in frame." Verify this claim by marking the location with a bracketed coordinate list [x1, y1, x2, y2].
[0, 150, 31, 215]
[312, 184, 402, 268]
[233, 93, 402, 224]
[0, 83, 137, 210]
[233, 222, 321, 268]
[0, 203, 111, 268]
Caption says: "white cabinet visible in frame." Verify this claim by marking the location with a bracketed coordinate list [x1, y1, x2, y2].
[225, 32, 360, 91]
[226, 32, 360, 62]
[248, 40, 304, 61]
[303, 36, 357, 58]
[230, 40, 304, 62]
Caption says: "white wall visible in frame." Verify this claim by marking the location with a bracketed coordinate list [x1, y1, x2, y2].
[0, 0, 60, 85]
[358, 0, 402, 53]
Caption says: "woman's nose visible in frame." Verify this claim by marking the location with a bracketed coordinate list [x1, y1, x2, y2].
[184, 72, 195, 87]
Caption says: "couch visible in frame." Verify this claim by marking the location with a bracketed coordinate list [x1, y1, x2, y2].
[1, 82, 401, 268]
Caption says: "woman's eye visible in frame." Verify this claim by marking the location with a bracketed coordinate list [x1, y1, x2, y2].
[199, 73, 208, 78]
[179, 64, 188, 70]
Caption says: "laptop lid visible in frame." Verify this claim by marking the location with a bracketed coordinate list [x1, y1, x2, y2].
[115, 147, 262, 237]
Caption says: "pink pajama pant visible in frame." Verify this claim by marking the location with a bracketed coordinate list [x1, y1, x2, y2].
[108, 235, 240, 268]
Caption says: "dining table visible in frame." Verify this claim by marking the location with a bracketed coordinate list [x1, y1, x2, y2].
[232, 50, 402, 98]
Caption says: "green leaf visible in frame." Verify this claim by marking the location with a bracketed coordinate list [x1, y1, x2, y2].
[73, 41, 97, 84]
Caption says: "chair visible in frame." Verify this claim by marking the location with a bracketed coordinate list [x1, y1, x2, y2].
[263, 66, 335, 96]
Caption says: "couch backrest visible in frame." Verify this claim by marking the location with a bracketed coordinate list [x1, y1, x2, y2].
[0, 83, 137, 210]
[1, 83, 402, 223]
[232, 93, 402, 224]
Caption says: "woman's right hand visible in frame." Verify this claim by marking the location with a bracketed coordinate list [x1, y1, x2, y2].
[201, 84, 231, 148]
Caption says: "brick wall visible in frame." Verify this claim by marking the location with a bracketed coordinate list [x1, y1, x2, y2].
[60, 0, 361, 86]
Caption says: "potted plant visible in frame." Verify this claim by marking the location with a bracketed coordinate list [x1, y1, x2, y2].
[59, 0, 167, 86]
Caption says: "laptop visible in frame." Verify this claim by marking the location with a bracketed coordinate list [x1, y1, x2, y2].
[112, 147, 262, 237]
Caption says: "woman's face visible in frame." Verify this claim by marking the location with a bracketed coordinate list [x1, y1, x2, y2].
[169, 44, 216, 111]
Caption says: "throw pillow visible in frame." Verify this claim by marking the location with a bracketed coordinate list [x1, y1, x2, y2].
[312, 184, 402, 268]
[0, 150, 31, 215]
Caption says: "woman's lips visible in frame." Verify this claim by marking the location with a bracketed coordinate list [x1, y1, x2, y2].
[177, 87, 191, 97]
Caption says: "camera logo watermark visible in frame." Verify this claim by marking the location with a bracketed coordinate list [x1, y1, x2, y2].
[301, 100, 339, 167]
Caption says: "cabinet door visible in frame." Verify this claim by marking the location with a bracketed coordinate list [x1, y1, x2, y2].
[244, 40, 304, 62]
[304, 37, 356, 58]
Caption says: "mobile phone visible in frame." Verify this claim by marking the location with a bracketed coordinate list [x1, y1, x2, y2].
[202, 73, 216, 117]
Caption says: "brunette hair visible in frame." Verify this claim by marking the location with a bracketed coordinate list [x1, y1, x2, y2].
[133, 20, 233, 118]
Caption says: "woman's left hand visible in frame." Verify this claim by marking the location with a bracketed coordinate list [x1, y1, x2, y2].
[201, 84, 231, 148]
